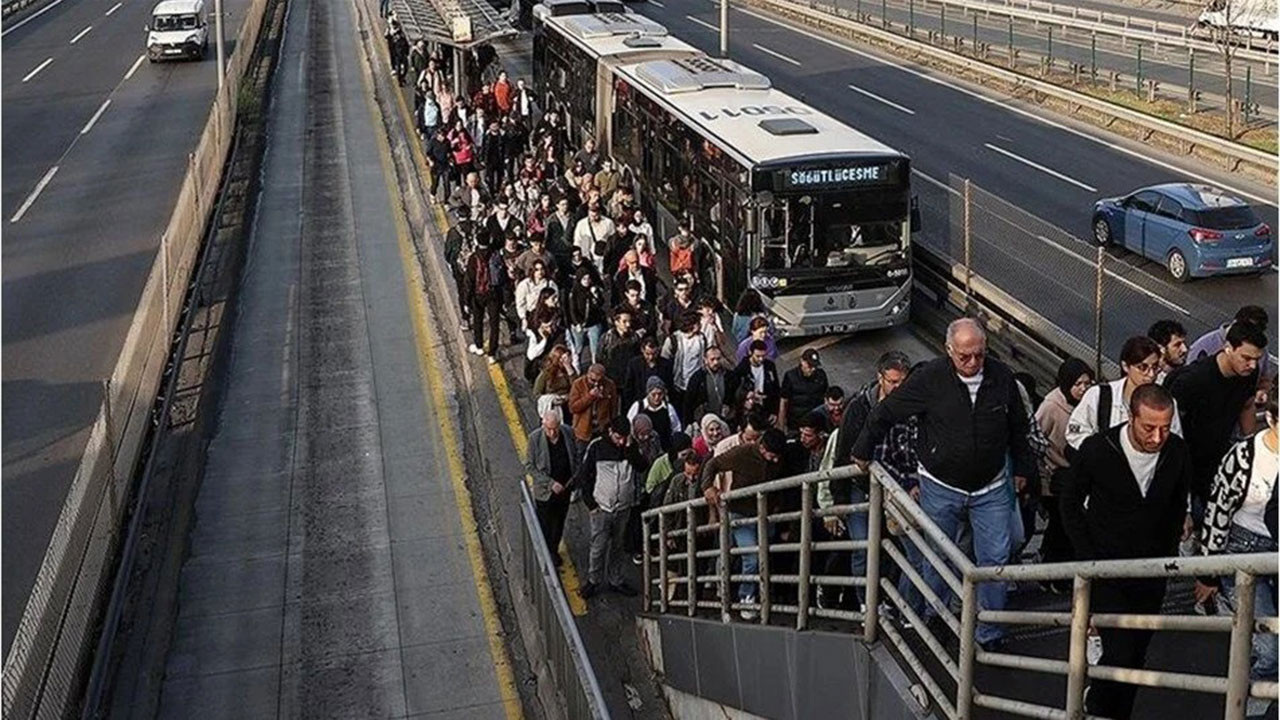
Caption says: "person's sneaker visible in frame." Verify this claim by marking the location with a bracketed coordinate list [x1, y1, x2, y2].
[468, 344, 483, 355]
[1246, 696, 1274, 719]
[580, 582, 599, 599]
[609, 582, 638, 597]
[1087, 634, 1103, 666]
[632, 553, 643, 566]
[740, 607, 759, 621]
[487, 355, 498, 365]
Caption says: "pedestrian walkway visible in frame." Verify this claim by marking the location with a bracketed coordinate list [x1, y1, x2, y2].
[152, 0, 521, 714]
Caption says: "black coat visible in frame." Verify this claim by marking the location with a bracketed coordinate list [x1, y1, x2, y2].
[1060, 425, 1192, 561]
[852, 356, 1034, 492]
[728, 358, 781, 417]
[622, 356, 675, 409]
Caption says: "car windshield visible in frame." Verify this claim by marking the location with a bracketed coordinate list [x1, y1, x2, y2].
[758, 192, 905, 270]
[1189, 205, 1260, 230]
[153, 13, 198, 31]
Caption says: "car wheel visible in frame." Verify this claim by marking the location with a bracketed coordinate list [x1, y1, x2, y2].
[1092, 216, 1111, 246]
[1167, 249, 1190, 283]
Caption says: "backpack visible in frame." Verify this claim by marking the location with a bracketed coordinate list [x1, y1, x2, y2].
[1095, 381, 1113, 434]
[473, 253, 491, 296]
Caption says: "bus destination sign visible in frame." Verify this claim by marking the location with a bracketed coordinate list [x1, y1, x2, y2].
[782, 163, 893, 189]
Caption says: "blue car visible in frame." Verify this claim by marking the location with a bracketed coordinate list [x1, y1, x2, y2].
[1092, 183, 1273, 282]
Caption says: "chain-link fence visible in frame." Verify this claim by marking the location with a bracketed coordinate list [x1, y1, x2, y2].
[912, 172, 1230, 377]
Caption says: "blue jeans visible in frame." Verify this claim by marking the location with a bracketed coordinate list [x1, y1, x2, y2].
[848, 486, 870, 607]
[730, 512, 759, 601]
[918, 474, 1013, 644]
[1222, 525, 1279, 684]
[569, 324, 603, 370]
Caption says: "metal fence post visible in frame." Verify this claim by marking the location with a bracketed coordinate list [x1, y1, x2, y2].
[756, 493, 771, 624]
[1008, 16, 1014, 67]
[1136, 45, 1143, 94]
[1245, 65, 1253, 123]
[686, 507, 698, 616]
[797, 483, 813, 630]
[863, 476, 884, 644]
[1046, 26, 1053, 76]
[1225, 570, 1258, 720]
[719, 504, 732, 621]
[1090, 33, 1097, 84]
[643, 516, 653, 610]
[1188, 49, 1196, 112]
[940, 4, 945, 42]
[972, 15, 978, 55]
[1065, 576, 1092, 719]
[882, 0, 887, 28]
[956, 577, 979, 720]
[908, 0, 914, 34]
[963, 178, 973, 301]
[1093, 244, 1104, 378]
[658, 512, 670, 613]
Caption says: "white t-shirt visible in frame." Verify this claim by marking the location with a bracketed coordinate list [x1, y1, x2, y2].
[750, 363, 765, 393]
[960, 371, 983, 404]
[1066, 379, 1184, 450]
[1235, 433, 1278, 537]
[1120, 426, 1159, 498]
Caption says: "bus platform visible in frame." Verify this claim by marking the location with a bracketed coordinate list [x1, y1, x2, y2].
[147, 0, 524, 714]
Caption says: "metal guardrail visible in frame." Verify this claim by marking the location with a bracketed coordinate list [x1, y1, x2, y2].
[0, 0, 273, 715]
[739, 0, 1279, 180]
[2, 0, 44, 19]
[517, 481, 613, 720]
[641, 463, 1280, 720]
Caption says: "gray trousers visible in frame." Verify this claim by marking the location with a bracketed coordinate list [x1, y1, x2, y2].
[588, 507, 630, 586]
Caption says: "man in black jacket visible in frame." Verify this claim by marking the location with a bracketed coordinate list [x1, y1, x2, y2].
[621, 337, 674, 410]
[1060, 384, 1192, 720]
[729, 340, 781, 423]
[852, 319, 1033, 649]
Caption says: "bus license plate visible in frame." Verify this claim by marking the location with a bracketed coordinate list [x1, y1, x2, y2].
[821, 323, 855, 335]
[1227, 258, 1253, 269]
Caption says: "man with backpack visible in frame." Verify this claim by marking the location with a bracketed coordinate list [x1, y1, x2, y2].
[464, 238, 507, 364]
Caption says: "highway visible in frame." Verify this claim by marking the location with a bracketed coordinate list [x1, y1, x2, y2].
[1, 0, 252, 656]
[639, 0, 1276, 348]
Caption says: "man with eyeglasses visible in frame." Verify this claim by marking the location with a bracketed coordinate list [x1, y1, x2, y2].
[1067, 336, 1184, 453]
[851, 319, 1034, 651]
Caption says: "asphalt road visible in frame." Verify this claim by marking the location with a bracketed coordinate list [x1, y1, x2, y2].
[1, 0, 252, 656]
[639, 0, 1276, 348]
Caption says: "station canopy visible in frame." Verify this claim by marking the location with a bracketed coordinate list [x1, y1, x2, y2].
[389, 0, 517, 49]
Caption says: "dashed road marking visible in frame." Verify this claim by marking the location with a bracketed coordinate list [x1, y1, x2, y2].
[80, 99, 111, 134]
[647, 0, 664, 6]
[105, 2, 122, 14]
[22, 58, 53, 82]
[751, 42, 801, 66]
[686, 14, 719, 31]
[124, 54, 146, 80]
[69, 25, 92, 43]
[848, 83, 915, 114]
[984, 143, 1097, 192]
[11, 166, 59, 223]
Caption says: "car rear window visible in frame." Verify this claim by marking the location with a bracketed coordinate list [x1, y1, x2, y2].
[1188, 206, 1259, 230]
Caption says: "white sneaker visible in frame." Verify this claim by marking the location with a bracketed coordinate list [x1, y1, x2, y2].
[1246, 696, 1273, 719]
[487, 355, 498, 365]
[739, 595, 758, 621]
[468, 344, 483, 355]
[1086, 634, 1103, 666]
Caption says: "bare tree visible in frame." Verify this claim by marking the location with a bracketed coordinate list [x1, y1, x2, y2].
[1202, 0, 1241, 137]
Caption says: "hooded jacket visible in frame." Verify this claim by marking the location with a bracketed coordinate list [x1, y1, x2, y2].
[575, 436, 645, 512]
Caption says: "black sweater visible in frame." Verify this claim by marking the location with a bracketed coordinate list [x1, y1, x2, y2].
[1060, 425, 1192, 561]
[851, 356, 1034, 492]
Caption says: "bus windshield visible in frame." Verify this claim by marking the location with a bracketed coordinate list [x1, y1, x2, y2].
[758, 192, 906, 271]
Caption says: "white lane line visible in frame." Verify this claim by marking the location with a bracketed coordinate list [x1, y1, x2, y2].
[984, 143, 1098, 192]
[685, 14, 719, 32]
[647, 0, 665, 6]
[734, 5, 1277, 208]
[124, 53, 146, 80]
[751, 42, 802, 66]
[69, 25, 92, 43]
[22, 57, 54, 83]
[1034, 235, 1191, 315]
[2, 0, 66, 37]
[80, 99, 111, 134]
[848, 83, 915, 114]
[10, 166, 59, 223]
[105, 2, 123, 14]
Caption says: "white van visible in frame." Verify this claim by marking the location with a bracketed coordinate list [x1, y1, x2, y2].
[145, 0, 208, 62]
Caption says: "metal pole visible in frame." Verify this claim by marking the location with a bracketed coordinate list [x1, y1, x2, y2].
[658, 512, 670, 613]
[756, 494, 771, 624]
[1224, 570, 1258, 720]
[643, 517, 653, 610]
[863, 477, 884, 644]
[909, 0, 914, 34]
[720, 0, 729, 58]
[1136, 45, 1143, 94]
[214, 0, 225, 88]
[963, 178, 973, 300]
[1090, 32, 1097, 84]
[1008, 16, 1014, 67]
[882, 0, 887, 28]
[856, 0, 861, 19]
[1046, 26, 1053, 75]
[973, 14, 978, 55]
[686, 507, 698, 617]
[956, 578, 979, 720]
[1064, 576, 1092, 719]
[1188, 49, 1196, 112]
[1245, 65, 1253, 122]
[719, 504, 732, 621]
[797, 483, 813, 630]
[940, 4, 945, 42]
[1094, 244, 1104, 378]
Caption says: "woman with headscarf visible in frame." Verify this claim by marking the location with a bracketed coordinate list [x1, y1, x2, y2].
[692, 413, 730, 459]
[1035, 357, 1095, 585]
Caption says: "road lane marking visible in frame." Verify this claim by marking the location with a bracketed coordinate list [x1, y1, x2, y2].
[105, 2, 122, 14]
[1034, 235, 1191, 315]
[124, 54, 146, 80]
[647, 0, 664, 6]
[358, 20, 524, 720]
[11, 166, 58, 223]
[69, 25, 92, 43]
[80, 99, 111, 134]
[984, 143, 1097, 192]
[751, 42, 801, 66]
[732, 5, 1277, 208]
[686, 14, 718, 31]
[1, 0, 66, 37]
[848, 83, 915, 114]
[22, 58, 53, 82]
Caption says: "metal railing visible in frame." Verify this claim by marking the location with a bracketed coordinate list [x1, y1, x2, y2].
[641, 462, 1280, 720]
[518, 481, 613, 720]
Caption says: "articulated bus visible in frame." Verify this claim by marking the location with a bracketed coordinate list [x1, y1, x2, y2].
[533, 4, 917, 336]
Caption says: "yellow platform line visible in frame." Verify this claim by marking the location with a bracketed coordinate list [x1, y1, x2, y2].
[354, 21, 523, 720]
[384, 59, 589, 617]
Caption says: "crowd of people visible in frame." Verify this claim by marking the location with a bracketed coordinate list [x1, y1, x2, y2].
[379, 26, 1276, 720]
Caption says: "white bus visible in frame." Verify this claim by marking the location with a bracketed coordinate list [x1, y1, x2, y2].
[533, 6, 917, 336]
